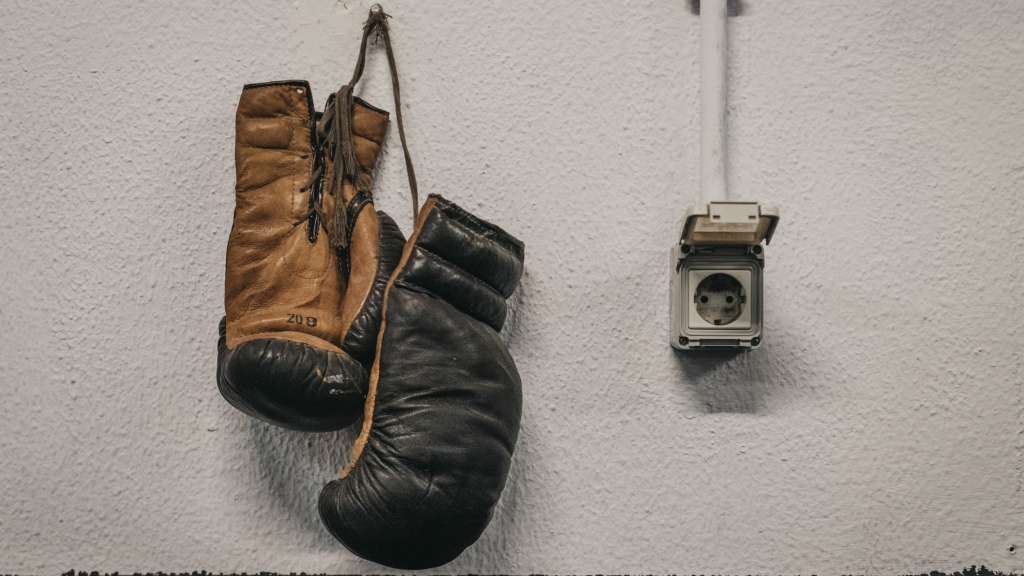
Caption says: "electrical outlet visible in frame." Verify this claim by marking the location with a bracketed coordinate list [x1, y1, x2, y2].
[689, 269, 750, 329]
[670, 202, 778, 350]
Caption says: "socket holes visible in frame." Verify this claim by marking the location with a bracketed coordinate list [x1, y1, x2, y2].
[694, 273, 745, 326]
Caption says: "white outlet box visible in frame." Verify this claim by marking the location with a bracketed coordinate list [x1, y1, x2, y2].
[670, 201, 778, 350]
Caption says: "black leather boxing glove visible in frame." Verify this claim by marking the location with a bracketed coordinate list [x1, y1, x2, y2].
[319, 194, 525, 569]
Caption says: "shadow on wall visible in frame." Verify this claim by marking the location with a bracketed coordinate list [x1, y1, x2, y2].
[242, 271, 535, 566]
[248, 417, 361, 544]
[673, 336, 795, 414]
[453, 269, 536, 572]
[449, 434, 525, 572]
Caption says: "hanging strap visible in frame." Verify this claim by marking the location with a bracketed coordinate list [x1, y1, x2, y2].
[314, 4, 418, 254]
[373, 5, 419, 225]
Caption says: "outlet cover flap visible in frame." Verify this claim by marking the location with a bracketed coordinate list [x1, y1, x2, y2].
[680, 201, 779, 246]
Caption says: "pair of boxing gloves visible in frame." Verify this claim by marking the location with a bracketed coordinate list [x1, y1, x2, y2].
[216, 6, 524, 570]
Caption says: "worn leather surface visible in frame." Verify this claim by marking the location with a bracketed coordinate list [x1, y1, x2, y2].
[341, 210, 407, 364]
[217, 80, 405, 432]
[319, 195, 526, 569]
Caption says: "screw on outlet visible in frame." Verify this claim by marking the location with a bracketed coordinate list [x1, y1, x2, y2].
[679, 336, 689, 346]
[751, 337, 760, 347]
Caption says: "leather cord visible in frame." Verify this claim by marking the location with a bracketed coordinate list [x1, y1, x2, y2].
[298, 4, 419, 256]
[336, 4, 419, 230]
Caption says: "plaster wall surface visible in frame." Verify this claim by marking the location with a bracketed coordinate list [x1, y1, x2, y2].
[1, 0, 1022, 573]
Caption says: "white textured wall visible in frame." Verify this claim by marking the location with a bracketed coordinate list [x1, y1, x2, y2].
[2, 0, 1022, 573]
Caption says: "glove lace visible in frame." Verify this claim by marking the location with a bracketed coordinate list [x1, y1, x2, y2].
[297, 4, 419, 265]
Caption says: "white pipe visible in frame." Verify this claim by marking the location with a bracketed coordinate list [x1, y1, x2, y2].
[700, 0, 728, 202]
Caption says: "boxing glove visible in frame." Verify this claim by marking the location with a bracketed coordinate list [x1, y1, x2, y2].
[217, 78, 406, 432]
[319, 194, 526, 569]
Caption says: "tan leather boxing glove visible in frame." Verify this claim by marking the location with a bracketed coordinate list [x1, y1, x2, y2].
[217, 76, 405, 432]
